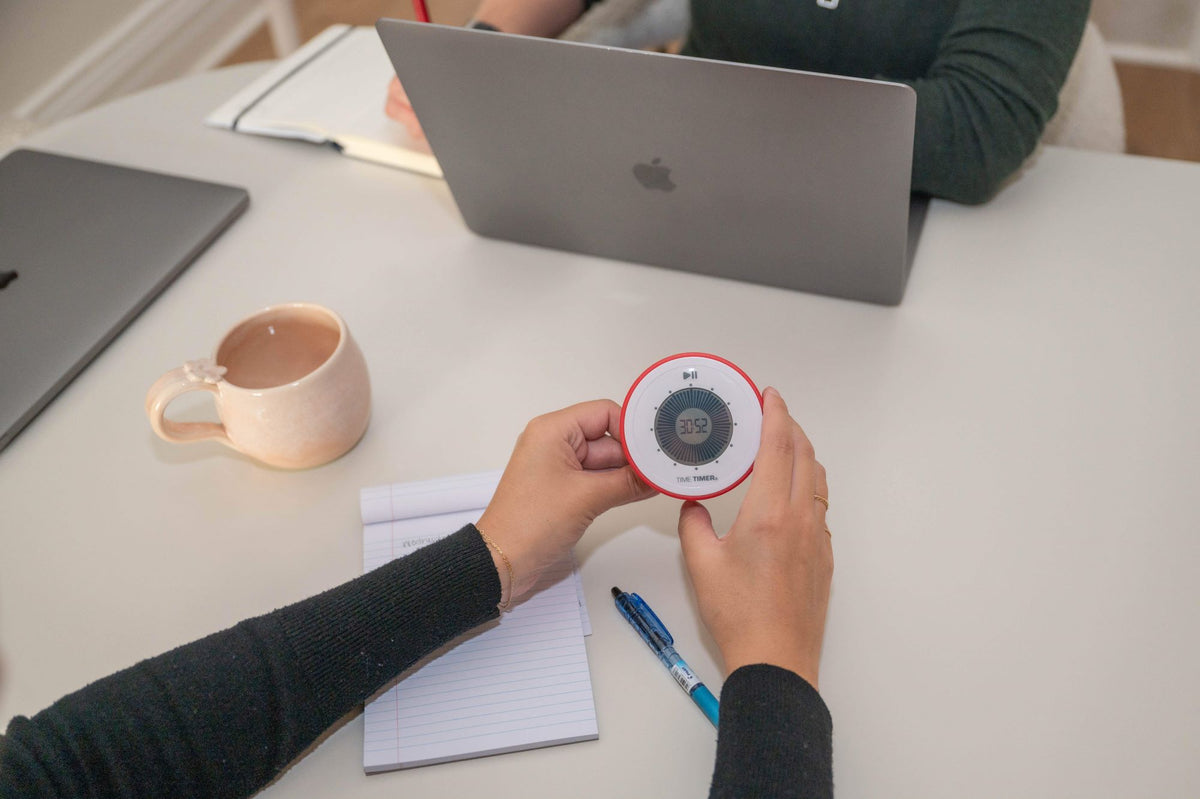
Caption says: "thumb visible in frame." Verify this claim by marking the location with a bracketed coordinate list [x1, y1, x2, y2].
[677, 500, 717, 562]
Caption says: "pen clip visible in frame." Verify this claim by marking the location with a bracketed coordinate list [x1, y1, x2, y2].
[630, 593, 674, 646]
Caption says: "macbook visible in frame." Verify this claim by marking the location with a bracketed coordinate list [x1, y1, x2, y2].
[0, 149, 249, 453]
[376, 19, 922, 305]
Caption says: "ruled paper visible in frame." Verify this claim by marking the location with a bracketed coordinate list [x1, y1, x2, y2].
[360, 473, 598, 772]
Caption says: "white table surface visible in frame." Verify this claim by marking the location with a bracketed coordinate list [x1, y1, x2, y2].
[2, 63, 1198, 798]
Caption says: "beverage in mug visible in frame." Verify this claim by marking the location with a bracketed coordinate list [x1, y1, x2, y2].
[146, 302, 370, 469]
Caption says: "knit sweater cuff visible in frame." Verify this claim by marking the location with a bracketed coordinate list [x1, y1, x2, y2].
[710, 664, 833, 799]
[274, 524, 501, 720]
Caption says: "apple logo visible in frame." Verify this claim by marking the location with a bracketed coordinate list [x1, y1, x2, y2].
[633, 158, 676, 192]
[0, 270, 17, 290]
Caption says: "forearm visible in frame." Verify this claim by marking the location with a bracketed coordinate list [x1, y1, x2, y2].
[709, 665, 833, 799]
[0, 526, 500, 799]
[906, 0, 1089, 203]
[472, 0, 592, 37]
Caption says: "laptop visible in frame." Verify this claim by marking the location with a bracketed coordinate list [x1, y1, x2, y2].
[376, 19, 923, 305]
[0, 149, 249, 453]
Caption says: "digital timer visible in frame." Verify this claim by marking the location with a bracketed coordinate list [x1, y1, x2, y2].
[620, 353, 763, 500]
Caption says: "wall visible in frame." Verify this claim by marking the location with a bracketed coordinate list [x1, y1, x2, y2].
[0, 0, 270, 127]
[1092, 0, 1200, 66]
[1, 0, 140, 114]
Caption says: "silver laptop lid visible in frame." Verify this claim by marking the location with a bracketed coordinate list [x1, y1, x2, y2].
[0, 149, 249, 453]
[377, 20, 917, 305]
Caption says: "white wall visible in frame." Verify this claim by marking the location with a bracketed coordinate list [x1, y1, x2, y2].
[0, 0, 144, 114]
[1092, 0, 1200, 67]
[0, 0, 271, 127]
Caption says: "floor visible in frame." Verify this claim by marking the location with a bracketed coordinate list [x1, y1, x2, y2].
[222, 1, 1200, 164]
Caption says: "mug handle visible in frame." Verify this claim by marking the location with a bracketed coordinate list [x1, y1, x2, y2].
[145, 359, 231, 445]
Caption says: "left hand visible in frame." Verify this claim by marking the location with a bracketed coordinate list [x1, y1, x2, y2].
[384, 77, 432, 153]
[477, 400, 656, 604]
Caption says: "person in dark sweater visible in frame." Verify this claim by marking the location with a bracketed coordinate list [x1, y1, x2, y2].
[0, 388, 833, 798]
[386, 0, 1089, 204]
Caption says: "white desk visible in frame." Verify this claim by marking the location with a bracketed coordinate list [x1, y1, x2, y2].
[2, 64, 1198, 798]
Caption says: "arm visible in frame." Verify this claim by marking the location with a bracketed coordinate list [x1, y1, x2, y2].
[710, 665, 833, 799]
[676, 387, 835, 798]
[471, 0, 594, 38]
[0, 528, 499, 799]
[385, 0, 597, 137]
[906, 0, 1090, 204]
[1, 400, 651, 799]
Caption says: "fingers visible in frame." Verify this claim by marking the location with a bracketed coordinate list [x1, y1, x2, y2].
[774, 404, 827, 531]
[584, 465, 656, 512]
[384, 78, 409, 120]
[384, 77, 427, 142]
[540, 399, 625, 466]
[811, 459, 829, 533]
[560, 399, 622, 443]
[745, 387, 797, 507]
[813, 459, 829, 505]
[531, 400, 653, 512]
[579, 435, 627, 470]
[742, 388, 829, 543]
[788, 420, 817, 505]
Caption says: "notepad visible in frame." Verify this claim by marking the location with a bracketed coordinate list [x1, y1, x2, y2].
[207, 25, 442, 178]
[360, 471, 598, 772]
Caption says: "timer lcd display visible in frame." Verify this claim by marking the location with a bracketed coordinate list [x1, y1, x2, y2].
[653, 387, 733, 466]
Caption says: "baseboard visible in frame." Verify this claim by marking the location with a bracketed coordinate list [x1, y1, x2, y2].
[15, 0, 270, 126]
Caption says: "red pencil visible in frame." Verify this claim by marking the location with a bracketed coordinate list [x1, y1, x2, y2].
[411, 0, 431, 23]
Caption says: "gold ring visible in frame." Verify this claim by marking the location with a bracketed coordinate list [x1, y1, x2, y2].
[814, 494, 829, 510]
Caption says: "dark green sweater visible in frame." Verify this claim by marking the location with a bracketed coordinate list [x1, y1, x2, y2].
[682, 0, 1091, 203]
[0, 525, 832, 798]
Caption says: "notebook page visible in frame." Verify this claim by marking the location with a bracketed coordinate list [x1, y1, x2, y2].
[361, 471, 590, 634]
[360, 473, 597, 772]
[363, 558, 596, 771]
[361, 470, 503, 527]
[205, 26, 442, 177]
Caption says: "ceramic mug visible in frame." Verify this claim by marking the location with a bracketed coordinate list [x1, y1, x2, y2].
[146, 302, 370, 469]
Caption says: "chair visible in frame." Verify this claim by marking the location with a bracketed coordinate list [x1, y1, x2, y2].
[1042, 20, 1127, 153]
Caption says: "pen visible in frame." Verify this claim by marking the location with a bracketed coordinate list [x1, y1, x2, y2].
[611, 586, 720, 727]
[410, 0, 430, 23]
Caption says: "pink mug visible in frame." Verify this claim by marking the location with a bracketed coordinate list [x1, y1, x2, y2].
[146, 303, 370, 469]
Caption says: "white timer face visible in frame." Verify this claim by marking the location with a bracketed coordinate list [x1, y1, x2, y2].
[621, 354, 763, 500]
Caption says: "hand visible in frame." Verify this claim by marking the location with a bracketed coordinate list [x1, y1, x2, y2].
[384, 77, 431, 152]
[478, 400, 656, 605]
[677, 387, 833, 688]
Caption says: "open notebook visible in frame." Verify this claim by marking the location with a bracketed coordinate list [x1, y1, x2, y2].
[207, 25, 441, 178]
[360, 471, 597, 771]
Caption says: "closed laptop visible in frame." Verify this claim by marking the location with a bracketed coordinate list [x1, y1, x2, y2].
[0, 149, 248, 452]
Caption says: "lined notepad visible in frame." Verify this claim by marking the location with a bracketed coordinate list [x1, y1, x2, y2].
[360, 471, 598, 771]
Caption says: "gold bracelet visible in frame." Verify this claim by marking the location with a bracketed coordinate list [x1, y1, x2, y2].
[477, 527, 514, 611]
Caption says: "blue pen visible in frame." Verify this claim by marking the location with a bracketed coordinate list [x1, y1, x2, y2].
[611, 586, 720, 727]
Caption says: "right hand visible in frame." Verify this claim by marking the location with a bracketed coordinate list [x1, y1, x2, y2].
[677, 387, 833, 689]
[384, 77, 430, 151]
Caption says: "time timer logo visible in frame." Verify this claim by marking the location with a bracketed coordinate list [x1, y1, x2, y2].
[633, 157, 676, 192]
